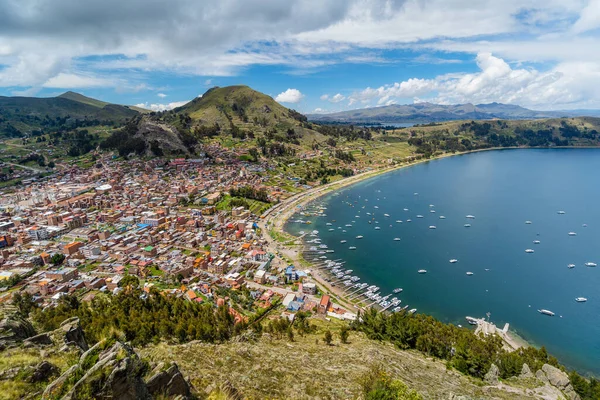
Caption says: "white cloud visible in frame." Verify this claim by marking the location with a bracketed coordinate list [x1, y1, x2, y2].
[320, 94, 329, 101]
[347, 53, 600, 109]
[157, 92, 167, 98]
[320, 93, 345, 103]
[42, 73, 115, 88]
[572, 0, 600, 34]
[313, 107, 326, 113]
[275, 88, 304, 103]
[134, 100, 189, 112]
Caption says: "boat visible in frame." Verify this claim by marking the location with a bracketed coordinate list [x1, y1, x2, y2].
[326, 222, 332, 226]
[525, 221, 532, 224]
[414, 192, 418, 196]
[583, 224, 588, 227]
[538, 309, 555, 316]
[384, 213, 390, 217]
[416, 215, 424, 218]
[356, 235, 364, 239]
[575, 297, 587, 302]
[557, 210, 566, 214]
[568, 232, 577, 236]
[439, 216, 446, 219]
[525, 249, 535, 253]
[429, 225, 436, 229]
[393, 288, 403, 293]
[464, 223, 471, 227]
[349, 246, 357, 250]
[374, 206, 379, 209]
[466, 215, 475, 219]
[449, 259, 458, 263]
[585, 262, 597, 267]
[465, 316, 479, 325]
[403, 208, 409, 211]
[374, 226, 381, 230]
[345, 224, 353, 227]
[408, 308, 417, 314]
[393, 238, 401, 241]
[567, 263, 575, 268]
[328, 228, 334, 231]
[429, 204, 434, 207]
[406, 219, 412, 222]
[466, 272, 474, 276]
[430, 210, 436, 213]
[533, 240, 540, 244]
[418, 269, 427, 274]
[396, 220, 402, 223]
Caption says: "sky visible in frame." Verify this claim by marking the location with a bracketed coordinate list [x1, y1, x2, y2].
[1, 0, 600, 113]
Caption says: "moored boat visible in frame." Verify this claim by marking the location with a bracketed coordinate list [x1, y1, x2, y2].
[538, 309, 555, 316]
[575, 297, 587, 302]
[418, 269, 427, 274]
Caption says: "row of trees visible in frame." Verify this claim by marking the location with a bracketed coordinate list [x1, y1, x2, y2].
[229, 186, 270, 202]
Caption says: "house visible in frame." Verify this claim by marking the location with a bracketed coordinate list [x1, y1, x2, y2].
[63, 242, 84, 256]
[254, 269, 266, 284]
[318, 295, 330, 315]
[302, 282, 317, 295]
[46, 267, 78, 283]
[285, 266, 298, 282]
[282, 292, 296, 308]
[27, 226, 49, 240]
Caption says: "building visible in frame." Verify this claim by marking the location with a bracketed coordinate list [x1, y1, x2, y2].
[63, 242, 84, 256]
[302, 282, 317, 295]
[254, 269, 266, 284]
[318, 295, 331, 315]
[46, 267, 78, 283]
[27, 226, 49, 241]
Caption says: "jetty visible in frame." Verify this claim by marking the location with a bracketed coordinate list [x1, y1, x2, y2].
[472, 318, 521, 351]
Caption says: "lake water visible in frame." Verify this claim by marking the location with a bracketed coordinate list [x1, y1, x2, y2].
[285, 149, 600, 375]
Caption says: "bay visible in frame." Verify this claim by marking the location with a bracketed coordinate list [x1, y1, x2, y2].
[285, 148, 600, 375]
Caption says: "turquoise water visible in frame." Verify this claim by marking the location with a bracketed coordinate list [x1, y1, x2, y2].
[285, 149, 600, 375]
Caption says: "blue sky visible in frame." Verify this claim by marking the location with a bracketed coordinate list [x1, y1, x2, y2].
[1, 0, 600, 113]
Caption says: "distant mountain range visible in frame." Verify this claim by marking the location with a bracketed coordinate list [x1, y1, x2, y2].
[308, 102, 600, 124]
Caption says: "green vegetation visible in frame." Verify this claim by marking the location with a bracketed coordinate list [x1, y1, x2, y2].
[359, 364, 423, 400]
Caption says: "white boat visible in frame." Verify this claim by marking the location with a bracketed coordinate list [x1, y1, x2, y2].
[583, 224, 588, 227]
[396, 220, 402, 223]
[416, 215, 424, 218]
[403, 208, 409, 211]
[429, 204, 435, 208]
[575, 297, 587, 302]
[326, 222, 332, 226]
[349, 246, 357, 250]
[356, 235, 364, 239]
[384, 213, 390, 217]
[464, 223, 471, 227]
[408, 308, 417, 314]
[449, 259, 458, 263]
[439, 216, 446, 219]
[414, 192, 418, 196]
[466, 215, 475, 219]
[393, 238, 401, 241]
[465, 316, 479, 325]
[585, 262, 597, 267]
[430, 210, 436, 213]
[567, 263, 575, 269]
[525, 249, 535, 253]
[538, 309, 555, 316]
[393, 288, 403, 293]
[557, 211, 566, 214]
[533, 240, 540, 244]
[466, 272, 474, 276]
[568, 232, 577, 236]
[525, 221, 532, 224]
[418, 269, 427, 274]
[406, 219, 412, 222]
[429, 225, 436, 229]
[328, 228, 334, 231]
[374, 206, 379, 209]
[374, 226, 381, 230]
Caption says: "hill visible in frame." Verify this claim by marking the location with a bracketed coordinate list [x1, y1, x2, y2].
[308, 102, 600, 124]
[0, 92, 139, 137]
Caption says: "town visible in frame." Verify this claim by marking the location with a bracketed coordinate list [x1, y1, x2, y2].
[0, 146, 356, 327]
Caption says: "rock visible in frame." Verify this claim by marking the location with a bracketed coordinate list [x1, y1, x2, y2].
[536, 369, 549, 384]
[0, 367, 29, 381]
[542, 364, 570, 389]
[64, 342, 151, 400]
[519, 363, 534, 379]
[59, 317, 88, 351]
[484, 363, 499, 384]
[42, 364, 80, 399]
[29, 361, 59, 383]
[146, 363, 192, 398]
[0, 314, 36, 342]
[24, 332, 54, 347]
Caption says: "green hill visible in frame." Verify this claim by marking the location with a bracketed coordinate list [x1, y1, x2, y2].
[0, 92, 139, 137]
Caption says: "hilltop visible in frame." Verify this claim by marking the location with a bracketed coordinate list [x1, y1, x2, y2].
[308, 102, 600, 124]
[0, 92, 140, 137]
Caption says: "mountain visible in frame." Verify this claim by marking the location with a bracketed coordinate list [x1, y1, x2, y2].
[0, 92, 140, 137]
[307, 102, 600, 124]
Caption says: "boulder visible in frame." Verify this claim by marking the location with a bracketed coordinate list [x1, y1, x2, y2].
[29, 361, 59, 383]
[519, 363, 534, 379]
[0, 314, 36, 342]
[24, 332, 54, 347]
[146, 363, 191, 398]
[536, 369, 549, 384]
[484, 363, 499, 384]
[58, 317, 88, 351]
[42, 364, 80, 399]
[541, 364, 580, 400]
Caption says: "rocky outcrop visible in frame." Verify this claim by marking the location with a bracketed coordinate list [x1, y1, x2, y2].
[42, 364, 80, 399]
[135, 117, 191, 156]
[483, 363, 499, 384]
[0, 315, 36, 345]
[539, 364, 580, 400]
[146, 363, 192, 398]
[57, 317, 88, 351]
[519, 363, 533, 379]
[30, 361, 60, 383]
[24, 332, 54, 347]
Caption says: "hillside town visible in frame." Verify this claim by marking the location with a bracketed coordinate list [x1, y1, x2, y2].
[0, 147, 355, 325]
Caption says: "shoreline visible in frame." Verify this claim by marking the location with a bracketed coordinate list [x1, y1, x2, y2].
[259, 147, 537, 348]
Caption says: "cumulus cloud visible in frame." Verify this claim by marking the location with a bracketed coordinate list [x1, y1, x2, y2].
[157, 92, 167, 98]
[347, 53, 600, 109]
[320, 93, 346, 103]
[134, 100, 189, 112]
[275, 88, 304, 103]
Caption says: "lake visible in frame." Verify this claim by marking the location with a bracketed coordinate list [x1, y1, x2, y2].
[285, 148, 600, 375]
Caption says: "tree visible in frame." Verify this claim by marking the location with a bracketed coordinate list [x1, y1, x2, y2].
[287, 327, 295, 342]
[50, 253, 65, 265]
[358, 364, 423, 400]
[12, 292, 36, 317]
[340, 325, 350, 344]
[118, 275, 140, 288]
[324, 329, 333, 345]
